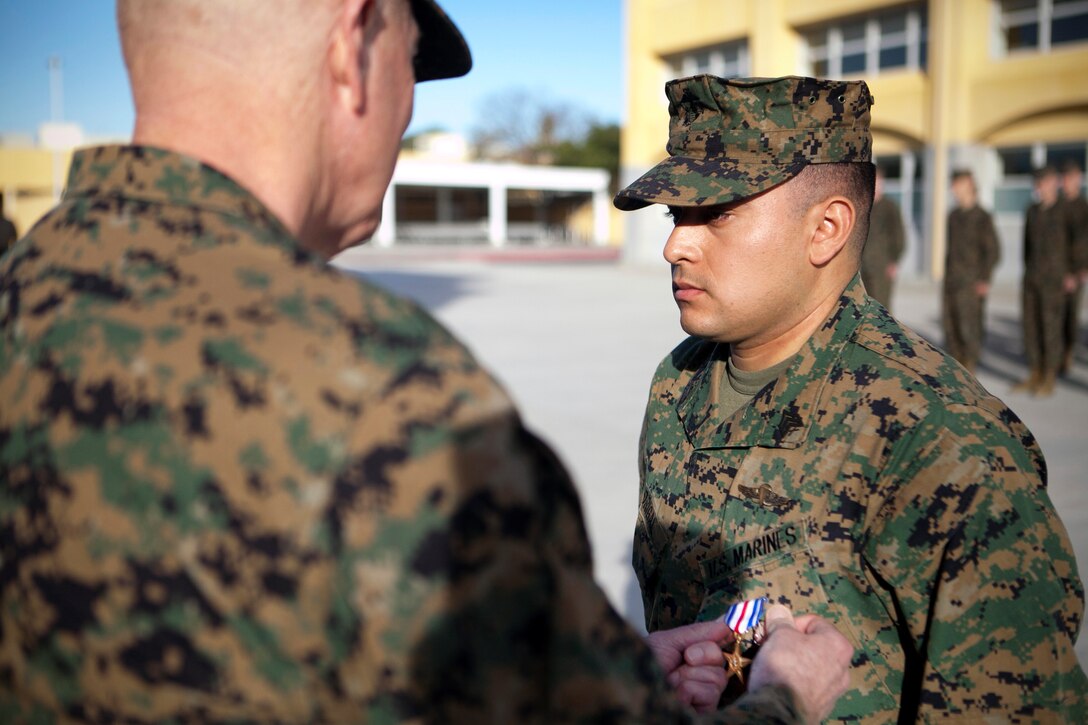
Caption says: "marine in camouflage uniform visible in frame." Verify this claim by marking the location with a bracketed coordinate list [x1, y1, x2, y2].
[1016, 166, 1072, 396]
[859, 168, 905, 310]
[942, 171, 1001, 373]
[0, 2, 836, 722]
[0, 142, 810, 725]
[616, 75, 1087, 722]
[1060, 160, 1088, 373]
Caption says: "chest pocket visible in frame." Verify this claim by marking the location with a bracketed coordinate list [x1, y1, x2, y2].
[696, 517, 898, 720]
[695, 517, 820, 621]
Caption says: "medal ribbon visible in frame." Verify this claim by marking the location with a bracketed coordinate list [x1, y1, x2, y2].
[723, 596, 766, 635]
[721, 597, 767, 685]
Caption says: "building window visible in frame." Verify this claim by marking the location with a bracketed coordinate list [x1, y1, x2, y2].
[994, 141, 1088, 213]
[803, 4, 928, 78]
[664, 39, 750, 79]
[1046, 141, 1088, 170]
[997, 0, 1088, 53]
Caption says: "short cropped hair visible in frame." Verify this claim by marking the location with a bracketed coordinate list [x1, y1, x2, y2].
[791, 162, 876, 256]
[1061, 159, 1083, 174]
[950, 169, 974, 183]
[1034, 165, 1058, 181]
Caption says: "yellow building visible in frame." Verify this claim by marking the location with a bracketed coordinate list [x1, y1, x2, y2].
[621, 0, 1088, 279]
[2, 128, 617, 250]
[0, 143, 73, 243]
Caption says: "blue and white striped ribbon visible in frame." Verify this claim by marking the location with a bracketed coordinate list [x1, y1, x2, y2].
[722, 596, 766, 635]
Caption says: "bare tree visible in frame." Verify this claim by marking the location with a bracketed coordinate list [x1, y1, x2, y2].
[470, 88, 591, 164]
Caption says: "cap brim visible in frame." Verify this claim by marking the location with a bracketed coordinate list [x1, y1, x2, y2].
[614, 156, 806, 211]
[411, 0, 472, 82]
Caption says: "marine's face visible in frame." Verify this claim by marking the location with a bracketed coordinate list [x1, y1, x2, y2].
[951, 177, 975, 208]
[1062, 170, 1083, 199]
[662, 181, 812, 345]
[1035, 174, 1059, 206]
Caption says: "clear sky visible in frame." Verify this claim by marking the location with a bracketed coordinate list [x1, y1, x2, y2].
[0, 0, 624, 142]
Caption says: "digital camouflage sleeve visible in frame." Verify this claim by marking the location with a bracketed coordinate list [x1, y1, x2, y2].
[0, 145, 803, 723]
[635, 278, 1088, 722]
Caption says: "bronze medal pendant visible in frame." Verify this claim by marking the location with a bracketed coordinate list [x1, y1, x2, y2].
[724, 638, 753, 684]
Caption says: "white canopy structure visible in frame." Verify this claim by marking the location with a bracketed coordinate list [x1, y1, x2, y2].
[374, 159, 612, 247]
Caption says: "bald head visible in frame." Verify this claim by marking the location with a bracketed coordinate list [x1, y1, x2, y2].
[117, 0, 421, 257]
[118, 0, 338, 113]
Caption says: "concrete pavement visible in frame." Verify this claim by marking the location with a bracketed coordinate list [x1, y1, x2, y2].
[335, 249, 1088, 667]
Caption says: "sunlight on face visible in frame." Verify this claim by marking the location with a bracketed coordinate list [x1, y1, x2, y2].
[661, 182, 814, 347]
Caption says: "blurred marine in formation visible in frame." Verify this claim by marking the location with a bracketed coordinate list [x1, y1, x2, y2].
[859, 165, 905, 310]
[943, 169, 1000, 373]
[0, 0, 856, 722]
[616, 73, 1087, 721]
[1060, 159, 1088, 373]
[1014, 165, 1074, 396]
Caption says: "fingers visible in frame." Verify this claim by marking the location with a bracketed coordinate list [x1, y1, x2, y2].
[763, 603, 796, 635]
[674, 666, 726, 709]
[673, 663, 728, 689]
[808, 617, 855, 663]
[790, 614, 818, 632]
[666, 669, 682, 689]
[684, 640, 726, 667]
[777, 612, 854, 662]
[663, 619, 732, 651]
[677, 681, 724, 713]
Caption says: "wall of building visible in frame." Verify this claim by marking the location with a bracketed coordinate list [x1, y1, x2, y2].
[622, 0, 1088, 278]
[1, 142, 619, 249]
[0, 146, 72, 240]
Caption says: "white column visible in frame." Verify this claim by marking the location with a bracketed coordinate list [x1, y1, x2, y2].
[488, 183, 507, 247]
[592, 188, 610, 246]
[375, 185, 396, 247]
[436, 187, 453, 223]
[901, 152, 917, 274]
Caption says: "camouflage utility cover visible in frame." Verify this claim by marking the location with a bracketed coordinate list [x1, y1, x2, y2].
[635, 277, 1088, 721]
[0, 145, 802, 722]
[614, 75, 873, 211]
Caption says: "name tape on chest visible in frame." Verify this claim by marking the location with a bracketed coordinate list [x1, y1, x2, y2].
[701, 522, 805, 588]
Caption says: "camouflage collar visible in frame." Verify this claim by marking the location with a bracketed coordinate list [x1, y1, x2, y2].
[676, 275, 870, 450]
[65, 145, 295, 249]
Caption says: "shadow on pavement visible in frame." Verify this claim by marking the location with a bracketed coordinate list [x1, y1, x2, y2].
[341, 268, 479, 311]
[932, 311, 1088, 393]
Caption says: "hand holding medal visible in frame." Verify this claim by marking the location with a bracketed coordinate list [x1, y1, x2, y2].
[721, 596, 768, 685]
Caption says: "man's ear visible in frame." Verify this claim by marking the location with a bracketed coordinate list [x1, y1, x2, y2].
[328, 0, 373, 114]
[808, 196, 856, 267]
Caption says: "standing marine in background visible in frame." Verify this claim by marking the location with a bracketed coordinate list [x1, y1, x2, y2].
[859, 166, 905, 310]
[1060, 159, 1088, 373]
[1015, 165, 1074, 395]
[943, 169, 1000, 373]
